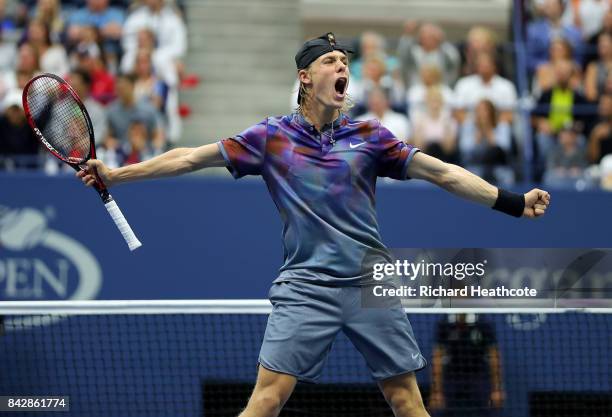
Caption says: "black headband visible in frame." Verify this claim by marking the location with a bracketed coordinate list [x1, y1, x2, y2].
[295, 32, 354, 70]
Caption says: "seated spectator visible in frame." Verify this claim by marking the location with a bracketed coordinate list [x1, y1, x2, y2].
[351, 54, 405, 115]
[600, 154, 612, 189]
[0, 27, 17, 73]
[534, 38, 582, 97]
[120, 28, 178, 85]
[132, 47, 183, 142]
[69, 68, 108, 144]
[533, 59, 593, 158]
[0, 91, 40, 170]
[123, 119, 162, 165]
[526, 0, 584, 73]
[407, 64, 455, 117]
[460, 25, 498, 77]
[106, 73, 164, 149]
[350, 31, 399, 82]
[584, 33, 612, 101]
[74, 31, 115, 104]
[562, 0, 609, 42]
[543, 124, 589, 187]
[410, 87, 458, 162]
[67, 0, 124, 70]
[0, 43, 40, 106]
[33, 0, 64, 44]
[356, 86, 410, 141]
[459, 99, 512, 183]
[122, 0, 187, 78]
[23, 19, 69, 76]
[95, 135, 124, 169]
[133, 48, 167, 108]
[588, 94, 612, 163]
[585, 9, 612, 64]
[0, 0, 17, 40]
[454, 52, 517, 123]
[396, 21, 460, 88]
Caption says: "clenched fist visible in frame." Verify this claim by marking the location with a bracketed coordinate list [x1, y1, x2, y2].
[523, 188, 550, 218]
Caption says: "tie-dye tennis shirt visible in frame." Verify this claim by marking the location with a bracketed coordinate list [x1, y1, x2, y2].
[217, 112, 419, 284]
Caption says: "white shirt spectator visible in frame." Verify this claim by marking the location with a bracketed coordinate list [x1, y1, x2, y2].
[356, 110, 411, 141]
[84, 97, 108, 145]
[40, 45, 69, 76]
[0, 42, 16, 73]
[410, 110, 457, 144]
[120, 48, 178, 86]
[454, 74, 517, 112]
[0, 71, 18, 106]
[459, 118, 512, 156]
[407, 83, 455, 116]
[122, 5, 187, 62]
[562, 0, 610, 40]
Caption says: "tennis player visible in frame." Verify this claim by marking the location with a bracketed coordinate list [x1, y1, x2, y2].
[78, 33, 550, 417]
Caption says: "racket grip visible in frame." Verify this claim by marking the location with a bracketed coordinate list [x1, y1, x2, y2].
[104, 199, 142, 251]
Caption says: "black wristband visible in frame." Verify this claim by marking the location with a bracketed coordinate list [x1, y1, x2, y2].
[492, 188, 525, 217]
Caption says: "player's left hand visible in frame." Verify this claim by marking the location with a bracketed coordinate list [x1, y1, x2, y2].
[523, 188, 550, 218]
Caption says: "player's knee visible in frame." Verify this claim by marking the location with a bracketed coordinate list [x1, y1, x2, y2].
[248, 390, 284, 416]
[386, 390, 428, 417]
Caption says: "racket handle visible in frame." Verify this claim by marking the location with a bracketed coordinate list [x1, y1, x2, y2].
[104, 199, 142, 251]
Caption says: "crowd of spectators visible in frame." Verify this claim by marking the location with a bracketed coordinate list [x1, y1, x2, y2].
[290, 0, 612, 190]
[3, 0, 612, 190]
[0, 0, 191, 172]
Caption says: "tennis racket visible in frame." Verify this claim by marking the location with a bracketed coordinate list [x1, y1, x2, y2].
[22, 73, 142, 251]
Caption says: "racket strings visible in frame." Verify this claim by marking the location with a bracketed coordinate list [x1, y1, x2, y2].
[26, 76, 91, 163]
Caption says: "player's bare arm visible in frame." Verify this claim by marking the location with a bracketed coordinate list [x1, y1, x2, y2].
[407, 152, 551, 218]
[77, 143, 227, 187]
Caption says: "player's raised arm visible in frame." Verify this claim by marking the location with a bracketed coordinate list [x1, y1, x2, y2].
[77, 143, 227, 187]
[406, 151, 551, 218]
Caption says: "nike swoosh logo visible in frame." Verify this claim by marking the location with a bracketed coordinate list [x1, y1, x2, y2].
[411, 353, 420, 360]
[349, 141, 366, 149]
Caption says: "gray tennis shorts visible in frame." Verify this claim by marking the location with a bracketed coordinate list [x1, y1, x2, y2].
[258, 280, 426, 383]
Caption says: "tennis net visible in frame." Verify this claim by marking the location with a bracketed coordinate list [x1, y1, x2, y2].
[0, 301, 610, 417]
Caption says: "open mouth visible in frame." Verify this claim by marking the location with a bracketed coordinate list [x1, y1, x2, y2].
[334, 77, 347, 96]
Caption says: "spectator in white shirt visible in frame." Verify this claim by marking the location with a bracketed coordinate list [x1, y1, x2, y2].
[461, 26, 498, 77]
[0, 28, 17, 73]
[460, 99, 514, 184]
[120, 28, 178, 86]
[24, 19, 69, 76]
[407, 64, 455, 118]
[0, 43, 39, 108]
[350, 31, 399, 82]
[410, 86, 458, 162]
[351, 54, 405, 114]
[356, 86, 410, 141]
[69, 68, 108, 145]
[562, 0, 610, 41]
[454, 52, 517, 123]
[122, 0, 187, 77]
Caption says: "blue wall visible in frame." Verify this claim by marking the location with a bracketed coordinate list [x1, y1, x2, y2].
[1, 173, 611, 300]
